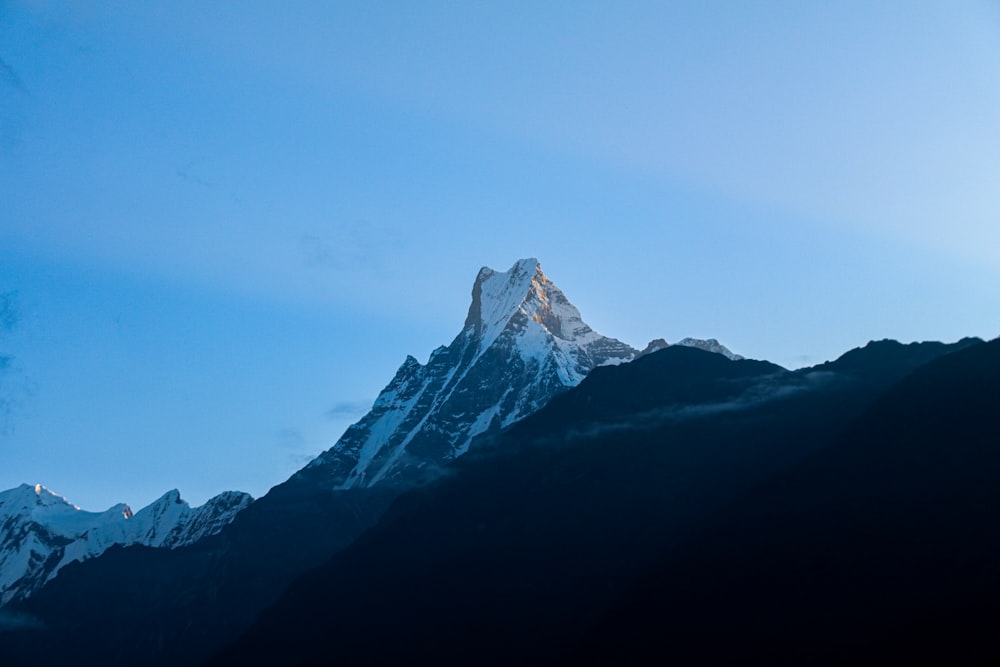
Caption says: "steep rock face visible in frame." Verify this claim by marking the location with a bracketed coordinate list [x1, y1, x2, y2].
[0, 484, 252, 605]
[303, 258, 638, 490]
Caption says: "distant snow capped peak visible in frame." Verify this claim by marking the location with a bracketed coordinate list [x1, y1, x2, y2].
[639, 338, 670, 356]
[303, 259, 637, 490]
[638, 337, 742, 361]
[0, 484, 252, 606]
[674, 337, 743, 361]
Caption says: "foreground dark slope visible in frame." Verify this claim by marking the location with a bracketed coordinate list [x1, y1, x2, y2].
[574, 336, 1000, 665]
[210, 340, 976, 666]
[0, 482, 398, 665]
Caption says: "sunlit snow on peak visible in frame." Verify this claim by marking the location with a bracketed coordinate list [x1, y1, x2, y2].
[311, 259, 637, 490]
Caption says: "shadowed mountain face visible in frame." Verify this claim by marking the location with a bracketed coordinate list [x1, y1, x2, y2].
[0, 483, 399, 665]
[574, 336, 1000, 666]
[208, 338, 987, 667]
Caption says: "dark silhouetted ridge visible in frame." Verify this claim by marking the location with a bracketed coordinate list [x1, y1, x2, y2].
[208, 339, 982, 666]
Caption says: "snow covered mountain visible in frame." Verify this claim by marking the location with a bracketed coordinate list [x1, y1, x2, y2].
[302, 258, 639, 490]
[0, 484, 252, 606]
[675, 337, 743, 360]
[639, 337, 743, 360]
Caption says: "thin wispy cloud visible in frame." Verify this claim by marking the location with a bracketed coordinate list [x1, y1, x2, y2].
[0, 609, 44, 632]
[559, 373, 833, 443]
[299, 231, 371, 270]
[0, 292, 18, 332]
[288, 452, 318, 468]
[176, 162, 218, 189]
[275, 427, 321, 468]
[0, 57, 28, 95]
[326, 400, 372, 419]
[299, 235, 339, 269]
[0, 58, 27, 155]
[275, 427, 306, 449]
[0, 292, 21, 435]
[298, 225, 405, 272]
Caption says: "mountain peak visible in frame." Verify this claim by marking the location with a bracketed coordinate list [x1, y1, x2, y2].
[154, 489, 184, 505]
[0, 485, 251, 606]
[0, 483, 78, 513]
[464, 258, 542, 339]
[463, 258, 614, 356]
[307, 259, 637, 490]
[675, 337, 743, 361]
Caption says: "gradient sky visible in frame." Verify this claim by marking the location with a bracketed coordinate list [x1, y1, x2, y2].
[2, 1, 999, 510]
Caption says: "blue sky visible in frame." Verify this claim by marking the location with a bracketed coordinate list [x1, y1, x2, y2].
[2, 1, 999, 510]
